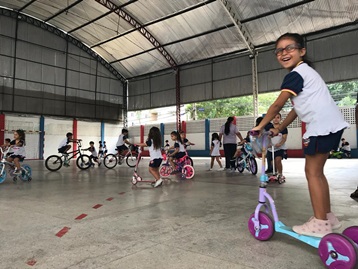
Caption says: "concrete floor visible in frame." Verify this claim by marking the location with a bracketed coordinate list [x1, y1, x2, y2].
[0, 157, 357, 269]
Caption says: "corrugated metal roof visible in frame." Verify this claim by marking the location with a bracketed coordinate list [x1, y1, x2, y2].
[0, 0, 356, 79]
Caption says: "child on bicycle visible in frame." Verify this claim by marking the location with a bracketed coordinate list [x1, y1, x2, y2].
[58, 132, 79, 165]
[85, 141, 101, 167]
[7, 129, 26, 175]
[136, 127, 163, 188]
[168, 131, 185, 174]
[58, 132, 77, 155]
[232, 116, 263, 161]
[116, 128, 131, 157]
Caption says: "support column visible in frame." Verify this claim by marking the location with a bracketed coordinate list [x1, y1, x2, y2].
[39, 116, 45, 160]
[181, 121, 186, 133]
[160, 123, 165, 146]
[175, 69, 181, 131]
[140, 125, 145, 143]
[205, 119, 210, 151]
[73, 118, 78, 153]
[101, 121, 105, 142]
[251, 54, 259, 120]
[0, 114, 5, 144]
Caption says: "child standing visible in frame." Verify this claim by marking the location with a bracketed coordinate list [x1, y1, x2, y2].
[103, 141, 108, 157]
[168, 131, 185, 174]
[1, 138, 11, 156]
[252, 33, 349, 237]
[136, 127, 163, 188]
[209, 133, 223, 171]
[266, 113, 288, 182]
[7, 130, 26, 175]
[179, 131, 195, 148]
[98, 141, 104, 158]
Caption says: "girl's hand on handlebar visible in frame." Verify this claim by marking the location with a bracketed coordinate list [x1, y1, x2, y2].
[269, 128, 279, 137]
[250, 127, 262, 137]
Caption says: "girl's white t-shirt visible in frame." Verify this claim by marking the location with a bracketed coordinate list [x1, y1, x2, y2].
[211, 139, 221, 156]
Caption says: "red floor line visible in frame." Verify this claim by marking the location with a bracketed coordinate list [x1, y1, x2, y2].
[93, 204, 103, 209]
[26, 259, 37, 266]
[75, 213, 88, 220]
[118, 192, 126, 195]
[56, 227, 70, 238]
[106, 197, 114, 201]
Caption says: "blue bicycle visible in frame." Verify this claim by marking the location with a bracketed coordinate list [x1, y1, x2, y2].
[0, 147, 32, 183]
[235, 143, 258, 175]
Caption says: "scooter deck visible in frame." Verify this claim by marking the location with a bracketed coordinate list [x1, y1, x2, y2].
[275, 221, 321, 248]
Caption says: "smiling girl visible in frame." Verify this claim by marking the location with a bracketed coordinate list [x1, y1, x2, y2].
[252, 33, 349, 237]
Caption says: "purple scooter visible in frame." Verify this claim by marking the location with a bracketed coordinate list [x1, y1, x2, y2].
[248, 131, 358, 269]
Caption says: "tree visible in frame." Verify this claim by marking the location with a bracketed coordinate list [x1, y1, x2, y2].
[185, 80, 357, 120]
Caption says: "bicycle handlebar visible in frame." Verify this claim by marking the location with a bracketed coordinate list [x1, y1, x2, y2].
[0, 146, 11, 155]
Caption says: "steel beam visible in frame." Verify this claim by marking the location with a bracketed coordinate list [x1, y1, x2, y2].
[95, 0, 177, 68]
[219, 0, 258, 120]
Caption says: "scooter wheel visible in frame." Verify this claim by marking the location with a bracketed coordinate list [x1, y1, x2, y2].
[343, 226, 358, 245]
[248, 212, 275, 241]
[319, 233, 358, 269]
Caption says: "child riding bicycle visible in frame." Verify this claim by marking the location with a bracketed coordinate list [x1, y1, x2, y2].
[116, 128, 132, 157]
[7, 129, 26, 175]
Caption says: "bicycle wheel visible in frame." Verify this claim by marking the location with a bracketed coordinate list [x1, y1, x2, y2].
[76, 155, 91, 170]
[0, 164, 6, 183]
[126, 152, 138, 167]
[184, 157, 194, 166]
[236, 157, 245, 173]
[159, 164, 173, 177]
[21, 164, 32, 181]
[45, 155, 63, 171]
[103, 154, 117, 169]
[182, 165, 195, 179]
[249, 157, 258, 175]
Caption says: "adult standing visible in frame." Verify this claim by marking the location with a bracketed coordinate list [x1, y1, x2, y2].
[219, 117, 244, 170]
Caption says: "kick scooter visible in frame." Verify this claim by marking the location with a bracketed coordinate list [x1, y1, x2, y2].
[248, 131, 358, 268]
[131, 146, 156, 186]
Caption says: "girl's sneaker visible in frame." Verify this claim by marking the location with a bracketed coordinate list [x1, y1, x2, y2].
[327, 212, 342, 230]
[292, 217, 332, 237]
[13, 169, 21, 175]
[154, 178, 163, 188]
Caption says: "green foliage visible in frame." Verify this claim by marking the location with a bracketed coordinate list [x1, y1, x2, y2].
[186, 80, 357, 120]
[328, 81, 357, 106]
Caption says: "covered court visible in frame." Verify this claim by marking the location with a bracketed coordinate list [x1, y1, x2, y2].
[0, 0, 357, 268]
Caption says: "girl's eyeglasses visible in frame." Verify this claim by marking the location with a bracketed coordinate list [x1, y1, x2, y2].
[274, 44, 302, 56]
